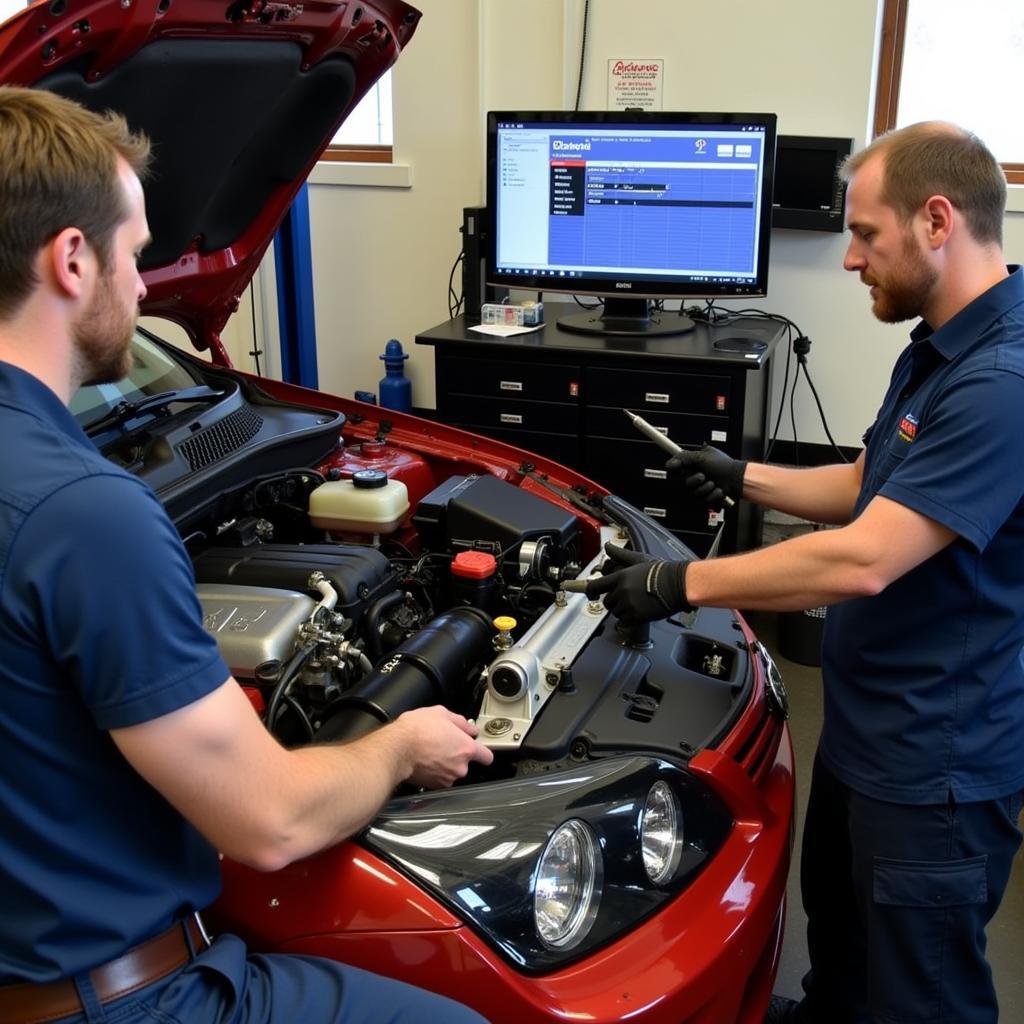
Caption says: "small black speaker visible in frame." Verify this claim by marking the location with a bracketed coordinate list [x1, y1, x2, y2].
[771, 135, 853, 233]
[461, 206, 507, 320]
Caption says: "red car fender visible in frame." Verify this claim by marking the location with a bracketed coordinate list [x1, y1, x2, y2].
[208, 730, 794, 1024]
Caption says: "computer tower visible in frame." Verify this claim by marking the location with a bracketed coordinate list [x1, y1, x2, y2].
[461, 205, 507, 319]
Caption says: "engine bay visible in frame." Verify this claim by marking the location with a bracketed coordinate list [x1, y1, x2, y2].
[182, 436, 754, 777]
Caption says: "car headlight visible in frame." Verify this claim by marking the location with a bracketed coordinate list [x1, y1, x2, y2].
[535, 819, 602, 948]
[362, 756, 731, 971]
[641, 780, 683, 885]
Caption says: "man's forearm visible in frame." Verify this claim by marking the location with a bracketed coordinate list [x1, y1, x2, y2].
[113, 684, 488, 874]
[280, 725, 412, 856]
[242, 710, 482, 870]
[685, 525, 881, 612]
[686, 490, 956, 612]
[741, 459, 863, 525]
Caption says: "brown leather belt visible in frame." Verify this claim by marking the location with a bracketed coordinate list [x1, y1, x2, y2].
[0, 915, 209, 1024]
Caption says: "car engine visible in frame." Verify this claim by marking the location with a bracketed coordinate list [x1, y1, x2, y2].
[185, 460, 753, 774]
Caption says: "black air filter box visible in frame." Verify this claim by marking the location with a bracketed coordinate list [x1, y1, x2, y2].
[413, 474, 575, 554]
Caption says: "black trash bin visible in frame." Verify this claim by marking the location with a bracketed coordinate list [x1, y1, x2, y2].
[778, 605, 827, 666]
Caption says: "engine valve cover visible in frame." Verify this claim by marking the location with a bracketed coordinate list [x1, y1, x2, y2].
[197, 583, 315, 677]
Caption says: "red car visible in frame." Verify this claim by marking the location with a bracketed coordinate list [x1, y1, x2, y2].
[0, 2, 794, 1021]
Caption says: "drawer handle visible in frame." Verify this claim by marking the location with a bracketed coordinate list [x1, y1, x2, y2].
[499, 381, 523, 392]
[500, 413, 523, 425]
[645, 392, 670, 404]
[642, 506, 667, 518]
[644, 469, 668, 480]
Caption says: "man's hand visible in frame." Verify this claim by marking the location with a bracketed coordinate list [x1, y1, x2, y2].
[393, 706, 495, 789]
[583, 543, 694, 624]
[666, 444, 746, 505]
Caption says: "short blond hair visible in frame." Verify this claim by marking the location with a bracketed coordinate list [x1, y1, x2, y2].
[842, 122, 1005, 246]
[0, 86, 151, 319]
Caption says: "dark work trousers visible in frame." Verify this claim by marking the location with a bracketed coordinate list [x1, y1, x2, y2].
[62, 934, 490, 1024]
[796, 752, 1023, 1024]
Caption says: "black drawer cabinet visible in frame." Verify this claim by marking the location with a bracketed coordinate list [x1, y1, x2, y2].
[584, 405, 729, 447]
[587, 365, 732, 418]
[446, 422, 582, 467]
[584, 438, 724, 536]
[416, 306, 783, 556]
[448, 393, 580, 436]
[445, 355, 582, 404]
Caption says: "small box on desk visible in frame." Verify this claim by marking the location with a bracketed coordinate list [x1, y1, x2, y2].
[480, 301, 544, 327]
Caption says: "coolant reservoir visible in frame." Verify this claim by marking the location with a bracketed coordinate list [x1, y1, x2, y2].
[318, 439, 433, 509]
[309, 469, 410, 534]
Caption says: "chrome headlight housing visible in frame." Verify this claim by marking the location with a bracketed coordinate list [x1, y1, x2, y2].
[534, 819, 603, 949]
[641, 779, 683, 885]
[362, 756, 731, 971]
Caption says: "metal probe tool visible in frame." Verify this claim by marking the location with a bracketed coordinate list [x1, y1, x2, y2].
[623, 409, 736, 507]
[559, 413, 733, 597]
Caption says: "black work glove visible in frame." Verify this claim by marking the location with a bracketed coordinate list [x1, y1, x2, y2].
[583, 543, 694, 624]
[665, 444, 746, 506]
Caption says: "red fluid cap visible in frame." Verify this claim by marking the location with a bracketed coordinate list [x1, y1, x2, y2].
[451, 551, 497, 579]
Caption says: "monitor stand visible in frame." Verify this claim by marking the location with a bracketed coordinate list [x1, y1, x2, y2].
[557, 297, 695, 338]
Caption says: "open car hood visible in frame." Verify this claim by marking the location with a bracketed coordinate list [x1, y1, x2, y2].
[0, 0, 420, 353]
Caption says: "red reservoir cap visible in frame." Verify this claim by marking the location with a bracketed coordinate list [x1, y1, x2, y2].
[451, 551, 498, 579]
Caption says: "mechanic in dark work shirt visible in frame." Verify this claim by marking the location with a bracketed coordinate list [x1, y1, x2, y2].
[0, 86, 492, 1024]
[587, 123, 1024, 1024]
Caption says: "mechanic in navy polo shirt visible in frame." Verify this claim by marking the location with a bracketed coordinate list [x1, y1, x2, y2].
[587, 122, 1024, 1024]
[0, 86, 492, 1024]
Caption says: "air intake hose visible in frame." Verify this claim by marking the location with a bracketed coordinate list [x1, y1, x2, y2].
[314, 606, 495, 744]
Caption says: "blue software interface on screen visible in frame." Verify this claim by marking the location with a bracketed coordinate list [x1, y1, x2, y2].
[494, 121, 768, 285]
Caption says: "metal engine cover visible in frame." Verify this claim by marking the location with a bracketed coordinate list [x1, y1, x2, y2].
[197, 584, 315, 678]
[192, 543, 397, 628]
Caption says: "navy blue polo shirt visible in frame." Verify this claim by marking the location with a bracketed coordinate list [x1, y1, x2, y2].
[821, 267, 1024, 805]
[0, 363, 230, 984]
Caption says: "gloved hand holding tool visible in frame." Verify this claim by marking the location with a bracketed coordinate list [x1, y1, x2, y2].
[562, 543, 694, 625]
[665, 443, 747, 507]
[623, 410, 740, 507]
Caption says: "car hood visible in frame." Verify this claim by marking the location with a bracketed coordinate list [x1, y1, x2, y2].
[0, 0, 420, 352]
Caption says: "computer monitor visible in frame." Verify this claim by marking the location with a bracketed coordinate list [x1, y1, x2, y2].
[486, 110, 777, 338]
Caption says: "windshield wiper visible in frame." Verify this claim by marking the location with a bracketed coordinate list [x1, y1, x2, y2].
[84, 385, 226, 437]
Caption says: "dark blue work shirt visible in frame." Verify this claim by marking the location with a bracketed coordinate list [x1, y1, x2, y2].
[0, 363, 230, 983]
[821, 267, 1024, 805]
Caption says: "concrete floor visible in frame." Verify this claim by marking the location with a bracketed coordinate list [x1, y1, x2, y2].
[752, 611, 1024, 1017]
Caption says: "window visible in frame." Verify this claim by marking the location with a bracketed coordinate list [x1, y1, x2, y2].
[874, 0, 1023, 184]
[0, 0, 25, 22]
[322, 72, 393, 164]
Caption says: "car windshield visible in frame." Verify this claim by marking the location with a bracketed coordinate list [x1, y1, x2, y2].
[70, 330, 198, 430]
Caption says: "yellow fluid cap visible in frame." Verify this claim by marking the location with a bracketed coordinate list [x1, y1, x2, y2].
[493, 616, 517, 632]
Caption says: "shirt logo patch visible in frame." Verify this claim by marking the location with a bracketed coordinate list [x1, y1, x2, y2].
[898, 412, 918, 443]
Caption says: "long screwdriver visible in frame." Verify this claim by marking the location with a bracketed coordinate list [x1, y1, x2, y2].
[624, 409, 736, 507]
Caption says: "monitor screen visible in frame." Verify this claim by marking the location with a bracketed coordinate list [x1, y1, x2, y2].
[486, 110, 777, 337]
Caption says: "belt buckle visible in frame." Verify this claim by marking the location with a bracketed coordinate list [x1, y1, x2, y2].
[191, 911, 213, 951]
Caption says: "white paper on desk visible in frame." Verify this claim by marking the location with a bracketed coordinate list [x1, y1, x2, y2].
[468, 323, 545, 338]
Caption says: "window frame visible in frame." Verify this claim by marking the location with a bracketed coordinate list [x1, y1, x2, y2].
[322, 72, 393, 165]
[320, 144, 393, 164]
[873, 0, 1022, 185]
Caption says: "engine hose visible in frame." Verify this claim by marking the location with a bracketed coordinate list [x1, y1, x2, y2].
[264, 642, 317, 734]
[314, 606, 495, 744]
[362, 589, 407, 664]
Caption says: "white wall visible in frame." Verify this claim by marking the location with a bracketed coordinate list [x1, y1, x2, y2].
[294, 0, 1022, 447]
[297, 0, 482, 409]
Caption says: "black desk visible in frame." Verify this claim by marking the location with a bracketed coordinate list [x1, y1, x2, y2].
[416, 306, 784, 555]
